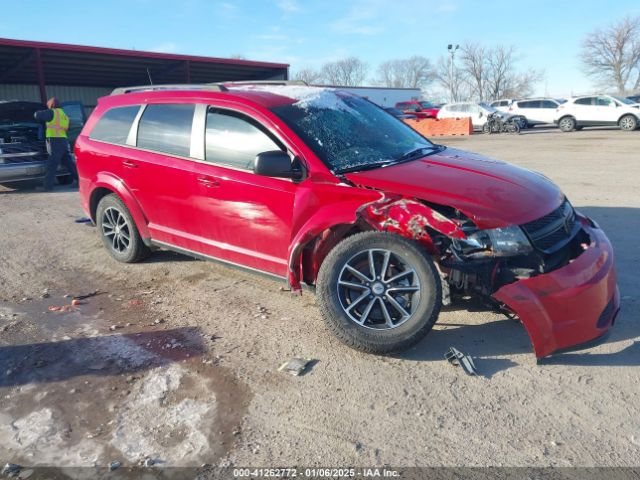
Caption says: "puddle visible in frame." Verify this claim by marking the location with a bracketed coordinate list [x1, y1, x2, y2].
[0, 284, 250, 467]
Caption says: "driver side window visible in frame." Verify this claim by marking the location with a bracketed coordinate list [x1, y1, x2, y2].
[205, 108, 282, 170]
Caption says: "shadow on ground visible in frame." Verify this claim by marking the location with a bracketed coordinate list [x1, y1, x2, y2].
[0, 327, 205, 388]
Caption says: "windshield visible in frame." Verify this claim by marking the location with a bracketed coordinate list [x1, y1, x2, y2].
[270, 91, 436, 174]
[613, 96, 635, 105]
[420, 101, 436, 109]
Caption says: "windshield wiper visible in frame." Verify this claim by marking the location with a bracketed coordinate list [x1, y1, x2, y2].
[395, 144, 445, 162]
[335, 145, 445, 175]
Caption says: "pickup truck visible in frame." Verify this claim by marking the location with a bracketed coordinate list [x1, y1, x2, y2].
[0, 100, 85, 185]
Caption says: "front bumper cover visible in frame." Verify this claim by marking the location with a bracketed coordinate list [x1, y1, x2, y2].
[492, 224, 619, 358]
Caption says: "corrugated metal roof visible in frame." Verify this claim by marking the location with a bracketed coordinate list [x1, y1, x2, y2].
[0, 37, 289, 88]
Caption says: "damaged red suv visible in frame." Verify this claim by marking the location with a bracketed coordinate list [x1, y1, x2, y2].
[75, 83, 619, 359]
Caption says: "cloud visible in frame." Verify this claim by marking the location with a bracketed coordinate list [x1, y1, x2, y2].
[148, 42, 180, 54]
[276, 0, 300, 12]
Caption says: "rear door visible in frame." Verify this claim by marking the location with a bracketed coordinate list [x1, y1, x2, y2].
[120, 102, 202, 250]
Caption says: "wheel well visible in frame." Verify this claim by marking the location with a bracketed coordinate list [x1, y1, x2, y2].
[301, 222, 370, 285]
[559, 115, 575, 122]
[618, 113, 639, 124]
[89, 187, 115, 221]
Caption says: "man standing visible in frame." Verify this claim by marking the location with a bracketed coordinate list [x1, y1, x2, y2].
[34, 97, 78, 191]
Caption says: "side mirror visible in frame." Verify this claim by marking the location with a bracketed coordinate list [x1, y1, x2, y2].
[478, 111, 483, 118]
[253, 150, 302, 179]
[609, 103, 618, 108]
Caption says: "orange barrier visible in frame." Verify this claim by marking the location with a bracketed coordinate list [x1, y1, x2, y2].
[403, 117, 473, 137]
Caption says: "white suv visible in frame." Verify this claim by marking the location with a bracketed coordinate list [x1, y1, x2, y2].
[507, 98, 565, 127]
[555, 94, 640, 132]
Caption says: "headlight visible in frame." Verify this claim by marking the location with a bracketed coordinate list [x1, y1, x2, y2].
[452, 226, 533, 257]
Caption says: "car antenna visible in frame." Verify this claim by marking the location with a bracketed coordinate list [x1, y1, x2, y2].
[147, 68, 154, 85]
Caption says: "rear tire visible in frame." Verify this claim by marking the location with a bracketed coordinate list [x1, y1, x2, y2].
[316, 232, 442, 354]
[482, 123, 491, 134]
[619, 114, 638, 131]
[558, 116, 576, 132]
[96, 194, 150, 263]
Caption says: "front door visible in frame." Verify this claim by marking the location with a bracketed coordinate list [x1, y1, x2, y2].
[189, 106, 298, 277]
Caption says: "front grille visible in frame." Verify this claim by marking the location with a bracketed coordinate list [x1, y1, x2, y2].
[0, 141, 48, 164]
[521, 200, 578, 253]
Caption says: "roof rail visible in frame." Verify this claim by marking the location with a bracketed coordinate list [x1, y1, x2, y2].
[219, 80, 308, 87]
[111, 84, 228, 95]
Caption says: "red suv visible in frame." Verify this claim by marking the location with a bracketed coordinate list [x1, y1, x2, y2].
[395, 100, 439, 118]
[76, 83, 619, 358]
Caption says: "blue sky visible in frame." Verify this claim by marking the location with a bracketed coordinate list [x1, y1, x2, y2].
[2, 0, 639, 97]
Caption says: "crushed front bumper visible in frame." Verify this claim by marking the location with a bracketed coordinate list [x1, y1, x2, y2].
[492, 223, 619, 358]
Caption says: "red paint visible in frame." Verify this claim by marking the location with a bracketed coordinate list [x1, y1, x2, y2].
[76, 86, 618, 357]
[345, 149, 564, 229]
[493, 225, 619, 358]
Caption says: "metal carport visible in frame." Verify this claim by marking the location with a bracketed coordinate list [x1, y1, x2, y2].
[0, 38, 289, 106]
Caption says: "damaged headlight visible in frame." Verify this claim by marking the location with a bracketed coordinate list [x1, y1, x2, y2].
[452, 226, 533, 258]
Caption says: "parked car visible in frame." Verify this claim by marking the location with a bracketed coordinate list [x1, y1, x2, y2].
[437, 102, 517, 129]
[384, 107, 417, 120]
[507, 98, 565, 127]
[490, 99, 517, 112]
[76, 83, 619, 359]
[0, 100, 86, 185]
[627, 94, 640, 104]
[395, 100, 439, 118]
[555, 94, 640, 132]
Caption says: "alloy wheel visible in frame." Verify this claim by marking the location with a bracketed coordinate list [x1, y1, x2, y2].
[101, 206, 131, 254]
[337, 249, 421, 330]
[620, 116, 636, 131]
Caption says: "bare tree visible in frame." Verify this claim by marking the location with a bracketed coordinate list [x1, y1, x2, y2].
[435, 56, 467, 102]
[453, 43, 541, 101]
[580, 16, 640, 94]
[320, 57, 369, 86]
[459, 43, 487, 100]
[376, 56, 435, 88]
[293, 67, 323, 85]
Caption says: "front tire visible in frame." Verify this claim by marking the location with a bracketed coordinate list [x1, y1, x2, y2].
[96, 193, 150, 263]
[316, 232, 442, 354]
[619, 114, 638, 131]
[558, 116, 576, 132]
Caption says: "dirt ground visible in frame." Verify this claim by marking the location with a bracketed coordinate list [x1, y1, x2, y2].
[1, 127, 639, 473]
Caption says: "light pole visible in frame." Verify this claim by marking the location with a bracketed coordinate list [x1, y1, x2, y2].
[448, 44, 459, 102]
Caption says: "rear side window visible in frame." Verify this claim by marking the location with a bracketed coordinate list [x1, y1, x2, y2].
[205, 108, 281, 170]
[575, 97, 593, 105]
[89, 105, 139, 144]
[137, 104, 195, 157]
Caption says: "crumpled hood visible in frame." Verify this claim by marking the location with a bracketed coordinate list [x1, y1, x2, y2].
[345, 148, 564, 229]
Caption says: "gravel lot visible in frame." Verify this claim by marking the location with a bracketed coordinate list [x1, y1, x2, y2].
[0, 127, 639, 472]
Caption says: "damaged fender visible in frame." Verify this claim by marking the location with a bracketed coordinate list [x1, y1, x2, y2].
[287, 194, 465, 291]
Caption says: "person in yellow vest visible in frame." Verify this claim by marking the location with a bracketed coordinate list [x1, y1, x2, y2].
[34, 97, 78, 191]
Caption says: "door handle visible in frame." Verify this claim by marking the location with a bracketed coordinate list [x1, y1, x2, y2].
[122, 160, 138, 168]
[197, 176, 220, 188]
